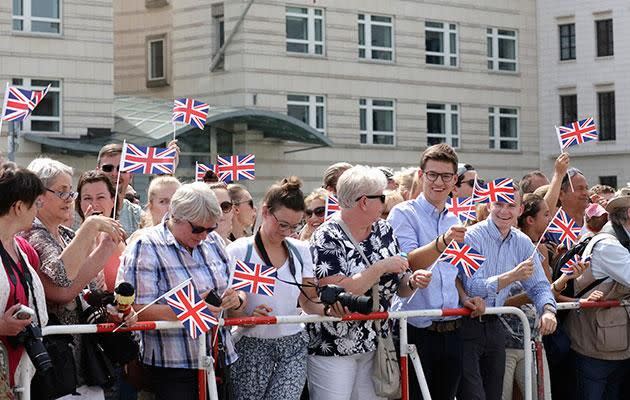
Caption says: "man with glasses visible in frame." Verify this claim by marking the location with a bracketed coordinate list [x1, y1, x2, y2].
[388, 144, 485, 400]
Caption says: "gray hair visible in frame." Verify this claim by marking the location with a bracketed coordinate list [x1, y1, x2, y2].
[26, 157, 73, 187]
[609, 207, 630, 226]
[336, 165, 387, 209]
[170, 182, 221, 223]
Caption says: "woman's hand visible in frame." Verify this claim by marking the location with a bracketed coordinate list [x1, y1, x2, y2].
[566, 257, 590, 279]
[251, 304, 272, 317]
[83, 215, 126, 244]
[220, 288, 242, 311]
[374, 256, 409, 276]
[0, 305, 33, 336]
[580, 290, 604, 303]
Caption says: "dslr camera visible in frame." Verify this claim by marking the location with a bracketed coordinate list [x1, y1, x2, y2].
[317, 284, 373, 315]
[9, 322, 53, 375]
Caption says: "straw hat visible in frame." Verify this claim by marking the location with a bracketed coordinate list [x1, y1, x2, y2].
[605, 187, 630, 214]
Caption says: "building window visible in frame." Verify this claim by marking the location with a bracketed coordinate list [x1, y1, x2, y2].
[427, 104, 459, 147]
[560, 94, 577, 125]
[147, 37, 166, 83]
[598, 91, 615, 141]
[358, 14, 393, 61]
[559, 23, 576, 60]
[596, 19, 613, 57]
[286, 7, 324, 55]
[425, 21, 458, 67]
[12, 0, 61, 34]
[599, 176, 617, 188]
[11, 78, 61, 133]
[487, 28, 517, 71]
[488, 107, 518, 150]
[360, 99, 395, 145]
[287, 94, 326, 135]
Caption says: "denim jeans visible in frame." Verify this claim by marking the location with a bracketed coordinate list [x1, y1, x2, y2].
[575, 352, 630, 400]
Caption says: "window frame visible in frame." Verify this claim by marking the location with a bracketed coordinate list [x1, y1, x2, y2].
[11, 77, 62, 134]
[426, 103, 460, 148]
[486, 27, 518, 72]
[12, 0, 62, 36]
[560, 94, 577, 126]
[287, 94, 327, 135]
[488, 106, 519, 150]
[146, 35, 168, 87]
[425, 21, 458, 67]
[559, 23, 576, 61]
[359, 98, 396, 146]
[597, 90, 616, 141]
[595, 18, 614, 57]
[358, 14, 394, 62]
[285, 6, 325, 56]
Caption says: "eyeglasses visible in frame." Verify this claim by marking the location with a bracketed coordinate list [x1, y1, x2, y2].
[424, 171, 456, 183]
[234, 199, 254, 208]
[100, 164, 121, 173]
[187, 220, 218, 234]
[355, 194, 386, 204]
[305, 206, 326, 218]
[271, 213, 303, 233]
[46, 188, 78, 201]
[220, 201, 234, 213]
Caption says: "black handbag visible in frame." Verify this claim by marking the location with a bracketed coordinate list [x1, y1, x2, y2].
[81, 333, 116, 387]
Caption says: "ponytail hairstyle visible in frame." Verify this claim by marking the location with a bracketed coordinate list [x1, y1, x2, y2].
[263, 176, 305, 213]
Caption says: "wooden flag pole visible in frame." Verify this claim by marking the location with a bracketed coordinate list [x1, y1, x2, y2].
[555, 125, 574, 192]
[112, 140, 126, 220]
[530, 207, 563, 259]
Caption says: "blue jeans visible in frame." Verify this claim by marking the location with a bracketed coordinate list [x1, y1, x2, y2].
[575, 352, 630, 400]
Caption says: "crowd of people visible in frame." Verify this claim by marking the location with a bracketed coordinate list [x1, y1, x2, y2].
[0, 141, 629, 400]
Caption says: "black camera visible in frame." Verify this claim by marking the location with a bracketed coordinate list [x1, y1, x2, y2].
[205, 288, 223, 307]
[10, 323, 53, 374]
[317, 284, 373, 315]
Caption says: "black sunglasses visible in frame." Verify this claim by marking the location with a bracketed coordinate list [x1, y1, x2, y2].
[220, 201, 234, 213]
[100, 164, 121, 173]
[187, 220, 218, 234]
[355, 194, 386, 203]
[305, 206, 326, 218]
[235, 199, 254, 208]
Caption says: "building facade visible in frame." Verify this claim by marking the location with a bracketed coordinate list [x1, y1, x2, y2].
[537, 0, 629, 188]
[114, 0, 540, 195]
[0, 0, 114, 170]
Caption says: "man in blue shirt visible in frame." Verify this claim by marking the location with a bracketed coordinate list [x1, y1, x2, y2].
[389, 143, 484, 400]
[461, 186, 557, 400]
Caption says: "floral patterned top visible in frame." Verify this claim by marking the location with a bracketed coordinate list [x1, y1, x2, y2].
[307, 218, 401, 356]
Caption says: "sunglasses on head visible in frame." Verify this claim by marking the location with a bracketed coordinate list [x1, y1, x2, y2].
[305, 206, 326, 218]
[355, 194, 386, 203]
[187, 220, 218, 234]
[220, 201, 234, 213]
[100, 164, 121, 173]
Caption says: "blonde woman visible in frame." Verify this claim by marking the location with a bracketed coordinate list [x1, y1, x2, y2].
[299, 188, 328, 241]
[140, 176, 182, 228]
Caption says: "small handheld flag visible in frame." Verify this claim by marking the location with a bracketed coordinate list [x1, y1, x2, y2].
[196, 162, 216, 182]
[438, 241, 486, 278]
[556, 118, 598, 150]
[121, 143, 177, 175]
[172, 98, 209, 130]
[232, 260, 277, 296]
[472, 178, 515, 204]
[560, 254, 591, 275]
[325, 194, 340, 221]
[545, 208, 582, 248]
[446, 196, 477, 223]
[2, 86, 35, 122]
[165, 280, 218, 339]
[216, 154, 255, 183]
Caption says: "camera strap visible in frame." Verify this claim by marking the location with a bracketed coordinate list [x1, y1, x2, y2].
[0, 240, 43, 325]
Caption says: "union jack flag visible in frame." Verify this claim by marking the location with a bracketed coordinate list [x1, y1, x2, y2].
[556, 118, 598, 150]
[29, 84, 50, 112]
[172, 98, 209, 130]
[2, 86, 34, 122]
[438, 241, 486, 278]
[121, 143, 177, 175]
[195, 162, 216, 182]
[472, 178, 515, 204]
[325, 194, 340, 221]
[165, 281, 217, 339]
[232, 260, 277, 296]
[446, 196, 476, 223]
[216, 154, 255, 183]
[545, 208, 582, 248]
[560, 254, 591, 275]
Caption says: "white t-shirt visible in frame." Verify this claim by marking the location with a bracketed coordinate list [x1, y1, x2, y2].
[227, 236, 314, 339]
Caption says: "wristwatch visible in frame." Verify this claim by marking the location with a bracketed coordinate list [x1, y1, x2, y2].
[543, 304, 557, 315]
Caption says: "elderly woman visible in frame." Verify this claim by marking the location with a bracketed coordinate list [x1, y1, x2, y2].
[228, 184, 257, 241]
[228, 177, 333, 400]
[307, 165, 433, 400]
[121, 182, 246, 399]
[22, 158, 126, 399]
[299, 188, 327, 241]
[0, 167, 48, 398]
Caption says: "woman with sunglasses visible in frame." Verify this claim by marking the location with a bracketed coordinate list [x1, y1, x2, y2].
[228, 184, 257, 241]
[299, 188, 328, 241]
[227, 177, 335, 400]
[23, 158, 126, 399]
[208, 182, 235, 244]
[121, 182, 244, 399]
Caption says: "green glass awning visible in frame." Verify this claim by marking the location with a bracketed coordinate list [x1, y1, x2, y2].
[24, 96, 333, 153]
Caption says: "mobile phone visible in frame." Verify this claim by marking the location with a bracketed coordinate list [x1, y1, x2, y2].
[205, 289, 223, 307]
[13, 304, 35, 320]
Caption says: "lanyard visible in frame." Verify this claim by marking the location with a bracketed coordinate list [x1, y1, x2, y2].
[0, 240, 42, 325]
